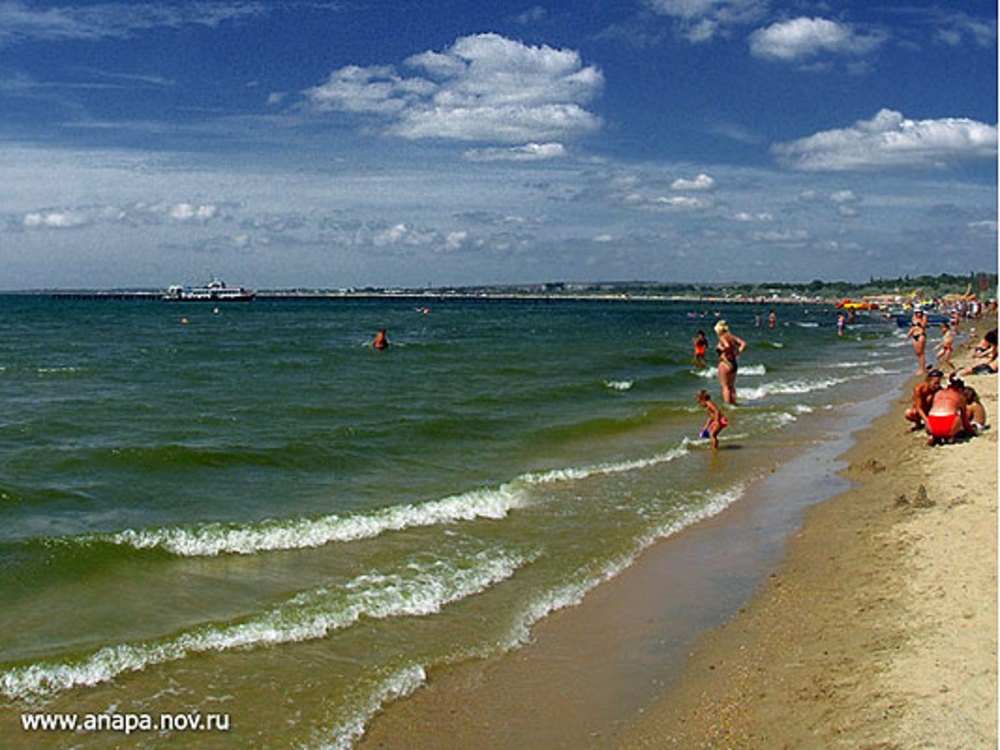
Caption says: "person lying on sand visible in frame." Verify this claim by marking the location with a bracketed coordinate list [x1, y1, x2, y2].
[925, 375, 972, 446]
[905, 369, 942, 431]
[959, 328, 997, 376]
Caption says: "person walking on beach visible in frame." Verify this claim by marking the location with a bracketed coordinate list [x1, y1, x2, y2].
[692, 330, 708, 369]
[696, 390, 729, 450]
[905, 313, 927, 374]
[904, 369, 942, 431]
[714, 320, 746, 405]
[935, 322, 955, 371]
[372, 329, 389, 349]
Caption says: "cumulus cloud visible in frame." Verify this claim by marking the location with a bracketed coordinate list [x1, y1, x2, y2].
[463, 142, 567, 162]
[670, 173, 715, 190]
[773, 109, 998, 171]
[304, 33, 603, 144]
[646, 0, 769, 43]
[749, 17, 884, 61]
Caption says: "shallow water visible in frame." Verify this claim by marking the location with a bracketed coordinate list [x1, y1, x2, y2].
[0, 296, 912, 747]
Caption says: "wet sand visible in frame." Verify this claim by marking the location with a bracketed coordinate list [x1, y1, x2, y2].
[358, 323, 997, 750]
[620, 329, 998, 749]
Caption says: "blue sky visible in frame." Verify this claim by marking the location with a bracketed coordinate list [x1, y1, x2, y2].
[0, 0, 996, 289]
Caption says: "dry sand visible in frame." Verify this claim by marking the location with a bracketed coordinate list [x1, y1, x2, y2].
[358, 320, 998, 750]
[619, 329, 998, 749]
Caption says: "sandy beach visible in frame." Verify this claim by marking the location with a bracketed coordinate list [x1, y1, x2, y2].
[357, 318, 997, 750]
[619, 322, 998, 749]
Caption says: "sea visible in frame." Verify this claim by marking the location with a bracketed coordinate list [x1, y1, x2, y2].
[0, 295, 916, 748]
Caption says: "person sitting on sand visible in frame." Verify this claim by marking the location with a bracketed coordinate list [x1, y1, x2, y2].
[696, 390, 729, 450]
[925, 375, 972, 446]
[372, 329, 389, 350]
[904, 369, 943, 431]
[963, 386, 989, 434]
[959, 328, 997, 376]
[692, 330, 708, 369]
[934, 322, 955, 371]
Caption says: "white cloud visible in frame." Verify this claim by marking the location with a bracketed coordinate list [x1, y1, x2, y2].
[749, 17, 884, 61]
[934, 12, 997, 48]
[0, 1, 269, 46]
[304, 33, 603, 144]
[830, 190, 858, 204]
[646, 0, 769, 43]
[751, 228, 809, 242]
[169, 203, 218, 221]
[23, 210, 89, 229]
[773, 109, 999, 171]
[515, 5, 548, 25]
[732, 211, 773, 222]
[463, 142, 567, 162]
[653, 195, 708, 209]
[670, 173, 715, 190]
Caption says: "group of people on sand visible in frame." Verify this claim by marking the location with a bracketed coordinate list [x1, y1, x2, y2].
[905, 366, 989, 447]
[693, 320, 747, 449]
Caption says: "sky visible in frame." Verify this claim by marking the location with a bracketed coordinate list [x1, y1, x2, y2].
[0, 0, 996, 289]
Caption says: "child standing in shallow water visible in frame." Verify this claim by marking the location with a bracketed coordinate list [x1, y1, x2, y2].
[696, 390, 729, 449]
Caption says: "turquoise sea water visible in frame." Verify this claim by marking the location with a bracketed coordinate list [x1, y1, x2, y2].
[0, 296, 913, 748]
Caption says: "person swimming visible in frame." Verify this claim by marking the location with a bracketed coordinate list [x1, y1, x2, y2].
[372, 329, 389, 349]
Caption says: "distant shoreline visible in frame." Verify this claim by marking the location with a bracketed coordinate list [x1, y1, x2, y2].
[8, 289, 853, 306]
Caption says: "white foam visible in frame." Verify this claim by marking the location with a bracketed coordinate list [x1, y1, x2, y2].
[740, 375, 848, 402]
[603, 380, 634, 391]
[322, 665, 427, 750]
[95, 447, 693, 557]
[697, 363, 765, 378]
[521, 445, 689, 485]
[102, 484, 532, 556]
[0, 549, 528, 701]
[503, 484, 746, 648]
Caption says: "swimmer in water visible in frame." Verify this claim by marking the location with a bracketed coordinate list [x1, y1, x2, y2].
[693, 330, 708, 369]
[372, 329, 389, 349]
[696, 389, 729, 450]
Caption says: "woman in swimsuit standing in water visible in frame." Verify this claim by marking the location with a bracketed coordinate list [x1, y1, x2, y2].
[714, 320, 747, 405]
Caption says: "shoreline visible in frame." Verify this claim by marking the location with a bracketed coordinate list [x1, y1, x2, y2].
[356, 324, 997, 749]
[619, 327, 998, 748]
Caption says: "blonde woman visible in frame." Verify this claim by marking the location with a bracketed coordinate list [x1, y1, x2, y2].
[714, 320, 747, 405]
